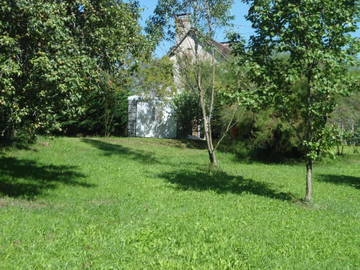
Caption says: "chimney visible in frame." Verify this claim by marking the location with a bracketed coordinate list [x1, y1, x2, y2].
[175, 14, 191, 42]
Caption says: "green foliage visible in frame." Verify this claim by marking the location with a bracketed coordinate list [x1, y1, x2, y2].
[173, 90, 202, 137]
[219, 109, 304, 162]
[146, 0, 234, 44]
[147, 0, 236, 167]
[244, 0, 360, 201]
[0, 0, 148, 143]
[330, 69, 360, 148]
[178, 58, 222, 105]
[1, 0, 89, 141]
[173, 60, 238, 140]
[173, 89, 226, 139]
[1, 137, 360, 268]
[218, 37, 302, 161]
[57, 70, 131, 137]
[60, 89, 130, 137]
[244, 0, 360, 162]
[248, 111, 303, 161]
[132, 57, 176, 98]
[221, 34, 270, 111]
[353, 126, 360, 146]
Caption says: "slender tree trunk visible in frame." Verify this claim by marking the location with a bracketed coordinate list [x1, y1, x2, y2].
[304, 70, 315, 203]
[337, 144, 341, 156]
[209, 148, 218, 166]
[197, 60, 219, 168]
[206, 121, 218, 168]
[305, 158, 313, 202]
[200, 96, 219, 168]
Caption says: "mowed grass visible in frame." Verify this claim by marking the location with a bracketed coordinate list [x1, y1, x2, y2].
[0, 137, 359, 269]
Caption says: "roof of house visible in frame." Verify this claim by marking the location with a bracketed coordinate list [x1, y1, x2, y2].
[168, 28, 232, 58]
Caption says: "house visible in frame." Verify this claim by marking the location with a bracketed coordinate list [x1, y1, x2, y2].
[128, 14, 231, 138]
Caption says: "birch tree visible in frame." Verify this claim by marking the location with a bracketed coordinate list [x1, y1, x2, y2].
[148, 0, 234, 168]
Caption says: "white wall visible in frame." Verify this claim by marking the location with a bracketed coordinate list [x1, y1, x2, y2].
[135, 99, 177, 138]
[170, 32, 215, 92]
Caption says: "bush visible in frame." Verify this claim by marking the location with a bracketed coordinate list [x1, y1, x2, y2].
[173, 91, 202, 138]
[219, 109, 304, 162]
[173, 90, 305, 162]
[59, 89, 129, 137]
[352, 127, 360, 146]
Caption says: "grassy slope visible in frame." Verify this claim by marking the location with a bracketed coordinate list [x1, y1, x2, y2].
[0, 137, 359, 269]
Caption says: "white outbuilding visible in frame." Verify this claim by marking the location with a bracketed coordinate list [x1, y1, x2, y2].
[127, 95, 177, 138]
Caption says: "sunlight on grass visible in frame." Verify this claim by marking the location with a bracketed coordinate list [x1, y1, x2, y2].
[0, 137, 359, 269]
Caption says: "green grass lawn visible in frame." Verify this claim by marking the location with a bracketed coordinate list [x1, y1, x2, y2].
[0, 137, 359, 269]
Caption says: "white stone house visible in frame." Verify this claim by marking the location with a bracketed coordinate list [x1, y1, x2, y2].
[127, 14, 231, 138]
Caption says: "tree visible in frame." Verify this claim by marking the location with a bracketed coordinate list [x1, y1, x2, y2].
[0, 0, 148, 142]
[330, 69, 360, 153]
[244, 0, 360, 202]
[148, 0, 234, 168]
[132, 57, 176, 98]
[60, 71, 132, 137]
[1, 0, 88, 142]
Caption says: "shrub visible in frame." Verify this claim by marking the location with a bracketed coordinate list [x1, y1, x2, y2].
[173, 91, 202, 138]
[59, 89, 129, 137]
[219, 109, 304, 162]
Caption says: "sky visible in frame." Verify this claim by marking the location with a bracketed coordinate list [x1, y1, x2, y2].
[137, 0, 360, 57]
[137, 0, 255, 57]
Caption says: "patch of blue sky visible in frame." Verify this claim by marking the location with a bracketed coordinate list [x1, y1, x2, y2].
[137, 0, 254, 57]
[136, 0, 360, 58]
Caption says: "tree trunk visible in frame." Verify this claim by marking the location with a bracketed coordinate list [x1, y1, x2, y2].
[198, 66, 219, 168]
[205, 122, 218, 168]
[202, 111, 219, 168]
[305, 159, 313, 202]
[208, 149, 218, 167]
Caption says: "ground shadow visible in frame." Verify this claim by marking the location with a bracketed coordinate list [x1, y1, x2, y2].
[228, 148, 305, 165]
[0, 156, 92, 199]
[0, 139, 34, 152]
[82, 139, 159, 164]
[318, 174, 360, 189]
[120, 138, 207, 150]
[177, 139, 207, 149]
[158, 170, 293, 201]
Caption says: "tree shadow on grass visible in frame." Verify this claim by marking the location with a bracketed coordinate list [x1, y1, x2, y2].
[176, 139, 207, 149]
[82, 139, 159, 164]
[318, 174, 360, 189]
[158, 170, 293, 201]
[0, 156, 93, 199]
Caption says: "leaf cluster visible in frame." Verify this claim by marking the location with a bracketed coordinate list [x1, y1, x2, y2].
[0, 0, 149, 142]
[244, 0, 360, 160]
[146, 0, 234, 45]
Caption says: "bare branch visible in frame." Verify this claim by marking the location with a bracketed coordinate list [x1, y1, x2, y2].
[214, 105, 238, 150]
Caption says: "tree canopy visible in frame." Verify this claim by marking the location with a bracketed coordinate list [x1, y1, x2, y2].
[0, 0, 149, 142]
[146, 0, 234, 45]
[244, 0, 360, 201]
